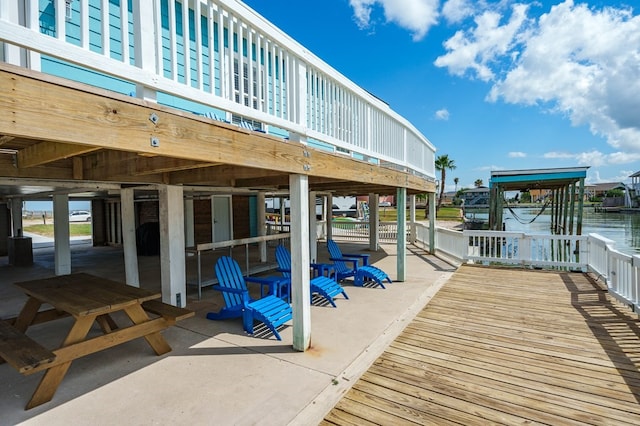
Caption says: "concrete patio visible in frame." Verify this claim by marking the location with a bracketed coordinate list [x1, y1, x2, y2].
[0, 241, 455, 425]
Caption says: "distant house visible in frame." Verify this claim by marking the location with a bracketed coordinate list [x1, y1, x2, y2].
[589, 182, 627, 199]
[462, 187, 489, 207]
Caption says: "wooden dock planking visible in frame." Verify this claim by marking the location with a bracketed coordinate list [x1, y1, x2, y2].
[323, 265, 640, 425]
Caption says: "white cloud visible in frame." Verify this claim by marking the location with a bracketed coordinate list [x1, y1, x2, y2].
[442, 0, 475, 24]
[435, 1, 640, 157]
[435, 108, 450, 120]
[349, 0, 440, 40]
[543, 151, 575, 160]
[508, 151, 526, 158]
[434, 3, 531, 81]
[543, 149, 640, 167]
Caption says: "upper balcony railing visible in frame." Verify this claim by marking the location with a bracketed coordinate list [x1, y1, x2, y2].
[0, 0, 435, 180]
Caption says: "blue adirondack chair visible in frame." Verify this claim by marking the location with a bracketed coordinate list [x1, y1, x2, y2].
[275, 245, 348, 307]
[326, 239, 392, 288]
[206, 256, 292, 340]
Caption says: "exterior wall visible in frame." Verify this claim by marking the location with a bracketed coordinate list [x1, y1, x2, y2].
[233, 196, 251, 239]
[193, 199, 212, 244]
[91, 199, 108, 247]
[0, 203, 10, 256]
[138, 201, 159, 224]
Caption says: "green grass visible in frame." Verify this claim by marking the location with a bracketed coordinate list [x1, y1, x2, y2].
[23, 223, 92, 238]
[436, 206, 463, 221]
[377, 206, 463, 222]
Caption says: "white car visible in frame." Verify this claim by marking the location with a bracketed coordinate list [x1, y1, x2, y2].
[69, 210, 91, 222]
[379, 201, 392, 207]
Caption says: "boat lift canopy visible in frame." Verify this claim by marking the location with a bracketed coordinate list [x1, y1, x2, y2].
[489, 167, 589, 234]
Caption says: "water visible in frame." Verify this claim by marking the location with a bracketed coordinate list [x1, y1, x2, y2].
[465, 207, 640, 256]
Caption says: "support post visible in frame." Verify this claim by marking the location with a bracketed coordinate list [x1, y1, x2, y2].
[369, 193, 379, 252]
[396, 188, 406, 282]
[10, 197, 23, 237]
[309, 191, 317, 262]
[576, 178, 585, 236]
[158, 185, 186, 307]
[121, 188, 140, 286]
[257, 192, 267, 262]
[568, 183, 576, 235]
[326, 193, 333, 242]
[409, 194, 416, 243]
[428, 192, 436, 254]
[290, 174, 311, 351]
[53, 194, 71, 275]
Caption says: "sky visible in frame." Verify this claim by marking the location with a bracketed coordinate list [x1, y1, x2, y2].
[243, 0, 640, 192]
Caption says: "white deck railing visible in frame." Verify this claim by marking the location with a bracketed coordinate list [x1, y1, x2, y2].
[0, 0, 435, 179]
[331, 221, 400, 243]
[412, 222, 640, 315]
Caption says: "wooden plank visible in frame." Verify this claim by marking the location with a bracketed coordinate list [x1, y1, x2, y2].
[142, 299, 195, 322]
[0, 320, 56, 374]
[323, 266, 640, 425]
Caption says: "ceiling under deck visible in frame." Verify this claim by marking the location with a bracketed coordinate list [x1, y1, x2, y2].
[0, 64, 435, 202]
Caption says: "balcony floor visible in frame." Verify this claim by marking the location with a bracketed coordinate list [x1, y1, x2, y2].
[323, 265, 640, 425]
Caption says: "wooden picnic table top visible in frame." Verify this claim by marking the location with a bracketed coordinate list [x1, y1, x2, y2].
[13, 273, 160, 317]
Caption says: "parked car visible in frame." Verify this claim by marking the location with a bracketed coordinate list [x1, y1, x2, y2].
[69, 210, 91, 222]
[379, 201, 392, 207]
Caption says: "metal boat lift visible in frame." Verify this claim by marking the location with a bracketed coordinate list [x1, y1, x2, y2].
[488, 167, 589, 235]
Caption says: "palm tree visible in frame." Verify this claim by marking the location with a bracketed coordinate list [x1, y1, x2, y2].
[435, 154, 456, 209]
[474, 179, 483, 188]
[454, 177, 459, 192]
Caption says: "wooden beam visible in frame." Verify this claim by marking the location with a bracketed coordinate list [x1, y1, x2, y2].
[0, 66, 433, 192]
[0, 156, 73, 180]
[17, 141, 99, 168]
[0, 135, 14, 146]
[135, 156, 215, 175]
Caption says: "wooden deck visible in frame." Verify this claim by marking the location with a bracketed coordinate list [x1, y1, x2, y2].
[322, 265, 640, 425]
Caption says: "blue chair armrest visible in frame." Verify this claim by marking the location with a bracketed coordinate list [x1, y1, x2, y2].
[341, 253, 370, 265]
[330, 257, 360, 269]
[245, 276, 286, 285]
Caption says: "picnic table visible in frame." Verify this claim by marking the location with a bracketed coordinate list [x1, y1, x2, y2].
[0, 273, 193, 409]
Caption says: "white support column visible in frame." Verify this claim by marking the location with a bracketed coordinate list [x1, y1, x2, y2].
[290, 174, 311, 351]
[121, 188, 140, 287]
[10, 197, 23, 236]
[326, 193, 333, 241]
[184, 198, 194, 249]
[428, 192, 436, 254]
[396, 188, 407, 282]
[53, 194, 71, 275]
[409, 194, 416, 243]
[257, 192, 267, 262]
[309, 191, 317, 263]
[368, 193, 379, 252]
[158, 185, 186, 307]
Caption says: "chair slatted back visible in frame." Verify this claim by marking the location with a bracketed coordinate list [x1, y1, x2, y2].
[327, 240, 350, 275]
[275, 245, 292, 278]
[215, 256, 248, 308]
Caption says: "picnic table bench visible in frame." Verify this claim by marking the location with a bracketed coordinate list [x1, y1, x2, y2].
[1, 273, 194, 410]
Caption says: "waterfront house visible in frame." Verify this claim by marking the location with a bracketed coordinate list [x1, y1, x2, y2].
[0, 0, 436, 350]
